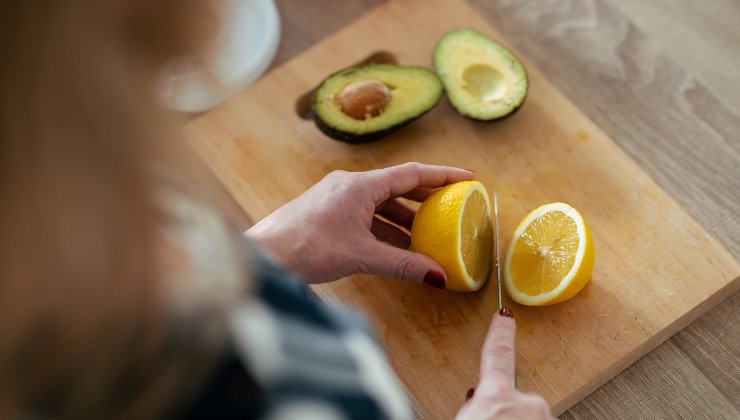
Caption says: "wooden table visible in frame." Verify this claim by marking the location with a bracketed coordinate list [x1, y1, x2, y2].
[196, 0, 739, 417]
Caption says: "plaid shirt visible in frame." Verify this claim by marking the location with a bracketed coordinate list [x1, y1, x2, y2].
[161, 191, 411, 420]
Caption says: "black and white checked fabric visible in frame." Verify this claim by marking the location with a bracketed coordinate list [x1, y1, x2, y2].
[184, 246, 412, 420]
[161, 191, 411, 420]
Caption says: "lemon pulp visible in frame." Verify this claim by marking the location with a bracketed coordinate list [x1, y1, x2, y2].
[510, 211, 578, 295]
[461, 190, 493, 282]
[504, 202, 594, 306]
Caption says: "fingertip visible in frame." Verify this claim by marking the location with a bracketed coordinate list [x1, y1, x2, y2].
[452, 166, 475, 181]
[492, 309, 516, 332]
[364, 243, 448, 285]
[480, 313, 517, 381]
[415, 252, 447, 281]
[486, 308, 517, 346]
[423, 270, 447, 289]
[486, 314, 517, 363]
[465, 387, 475, 401]
[448, 166, 475, 177]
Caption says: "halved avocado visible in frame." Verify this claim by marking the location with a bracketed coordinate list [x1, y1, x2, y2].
[434, 28, 528, 121]
[312, 64, 443, 143]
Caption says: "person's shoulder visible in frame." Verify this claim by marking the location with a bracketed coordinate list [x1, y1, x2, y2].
[153, 186, 255, 315]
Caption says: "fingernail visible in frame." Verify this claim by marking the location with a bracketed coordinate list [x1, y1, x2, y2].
[423, 271, 446, 289]
[499, 307, 514, 318]
[465, 387, 475, 401]
[463, 168, 475, 173]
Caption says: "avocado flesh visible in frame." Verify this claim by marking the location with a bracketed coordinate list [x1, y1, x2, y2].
[313, 64, 443, 143]
[434, 28, 528, 121]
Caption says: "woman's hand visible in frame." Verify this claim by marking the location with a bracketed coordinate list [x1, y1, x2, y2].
[246, 162, 473, 286]
[457, 309, 554, 420]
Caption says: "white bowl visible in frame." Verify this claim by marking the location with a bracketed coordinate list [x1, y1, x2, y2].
[159, 0, 281, 113]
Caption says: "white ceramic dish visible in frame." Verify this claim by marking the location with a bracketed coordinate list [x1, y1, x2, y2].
[159, 0, 281, 113]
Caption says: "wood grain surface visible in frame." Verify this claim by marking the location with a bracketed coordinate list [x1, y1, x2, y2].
[468, 0, 740, 259]
[184, 0, 387, 229]
[185, 2, 737, 417]
[269, 2, 740, 418]
[464, 0, 740, 417]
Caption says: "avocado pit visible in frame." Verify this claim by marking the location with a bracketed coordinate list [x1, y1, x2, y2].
[312, 64, 443, 143]
[336, 80, 391, 120]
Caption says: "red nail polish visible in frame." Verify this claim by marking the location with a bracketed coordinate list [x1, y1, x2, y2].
[465, 387, 475, 401]
[499, 307, 513, 318]
[423, 271, 446, 289]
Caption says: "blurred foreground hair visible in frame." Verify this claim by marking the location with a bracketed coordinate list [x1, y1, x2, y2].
[0, 0, 222, 417]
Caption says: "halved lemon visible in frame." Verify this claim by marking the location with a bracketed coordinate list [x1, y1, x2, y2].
[504, 202, 595, 306]
[411, 181, 493, 291]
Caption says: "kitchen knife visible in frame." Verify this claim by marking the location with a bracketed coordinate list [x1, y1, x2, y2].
[493, 191, 517, 388]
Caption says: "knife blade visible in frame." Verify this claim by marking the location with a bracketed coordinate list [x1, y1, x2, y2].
[494, 191, 502, 311]
[494, 191, 517, 388]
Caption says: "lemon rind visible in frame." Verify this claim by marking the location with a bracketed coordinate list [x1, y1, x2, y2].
[503, 202, 587, 304]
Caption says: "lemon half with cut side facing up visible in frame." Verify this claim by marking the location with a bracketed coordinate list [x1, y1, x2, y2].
[504, 202, 595, 306]
[411, 181, 493, 292]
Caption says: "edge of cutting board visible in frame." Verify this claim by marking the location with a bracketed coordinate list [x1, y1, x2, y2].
[186, 0, 740, 416]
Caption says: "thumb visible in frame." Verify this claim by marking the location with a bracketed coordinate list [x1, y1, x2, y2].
[480, 310, 517, 388]
[360, 242, 448, 288]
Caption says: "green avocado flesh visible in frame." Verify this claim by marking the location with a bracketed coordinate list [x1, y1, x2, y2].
[312, 64, 443, 143]
[434, 28, 528, 120]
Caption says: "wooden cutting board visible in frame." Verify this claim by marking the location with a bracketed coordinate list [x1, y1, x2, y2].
[185, 0, 740, 416]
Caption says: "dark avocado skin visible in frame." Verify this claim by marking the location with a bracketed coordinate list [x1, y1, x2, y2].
[310, 64, 443, 143]
[311, 110, 409, 143]
[434, 28, 529, 122]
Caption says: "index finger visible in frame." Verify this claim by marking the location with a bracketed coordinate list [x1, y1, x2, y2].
[370, 162, 474, 204]
[479, 312, 516, 387]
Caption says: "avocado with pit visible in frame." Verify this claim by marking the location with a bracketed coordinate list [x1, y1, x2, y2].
[434, 28, 528, 121]
[312, 64, 443, 143]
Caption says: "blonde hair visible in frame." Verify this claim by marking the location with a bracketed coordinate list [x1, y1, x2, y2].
[0, 0, 223, 417]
